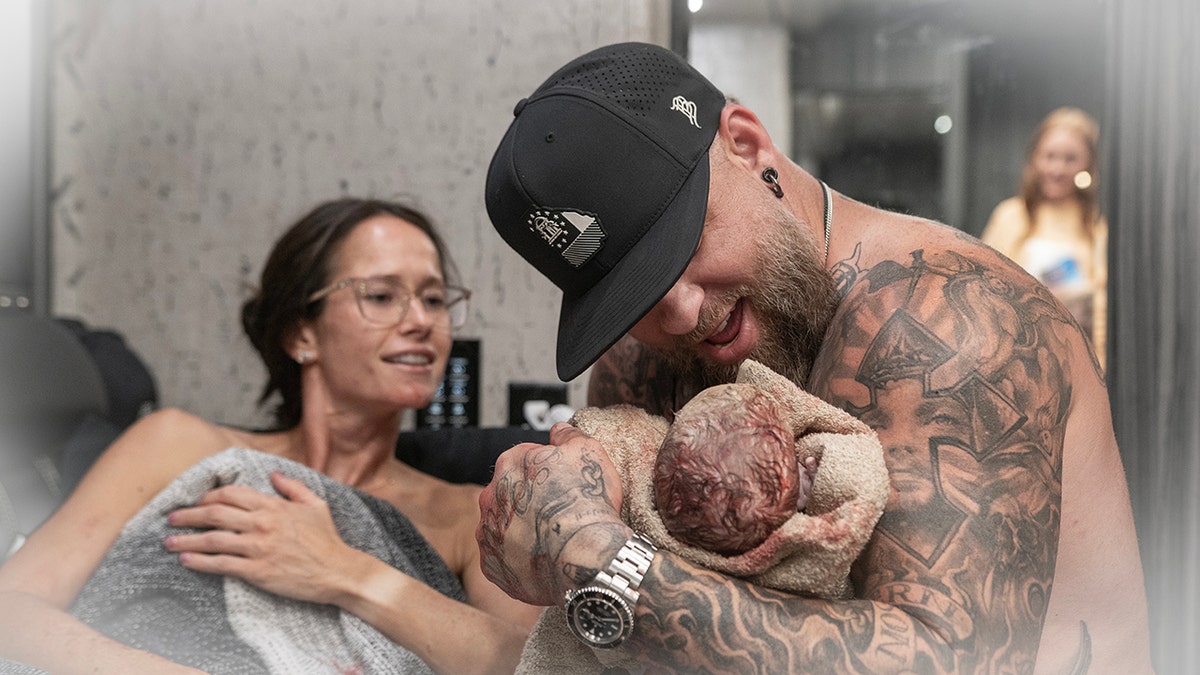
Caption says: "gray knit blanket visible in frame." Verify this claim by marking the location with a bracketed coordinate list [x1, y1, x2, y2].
[3, 448, 466, 674]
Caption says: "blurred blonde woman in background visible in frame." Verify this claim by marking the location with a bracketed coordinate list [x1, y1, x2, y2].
[982, 107, 1108, 370]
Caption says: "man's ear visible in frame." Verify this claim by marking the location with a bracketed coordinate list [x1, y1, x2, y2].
[716, 103, 776, 172]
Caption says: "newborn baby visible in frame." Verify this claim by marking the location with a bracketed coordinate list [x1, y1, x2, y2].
[521, 361, 888, 675]
[653, 384, 819, 554]
[567, 358, 887, 598]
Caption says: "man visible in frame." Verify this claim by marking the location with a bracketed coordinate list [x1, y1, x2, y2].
[480, 41, 1152, 673]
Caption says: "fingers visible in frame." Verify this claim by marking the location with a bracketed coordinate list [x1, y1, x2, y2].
[164, 529, 251, 557]
[174, 474, 319, 526]
[549, 421, 587, 444]
[168, 501, 257, 533]
[174, 549, 255, 579]
[194, 483, 271, 509]
[270, 471, 321, 504]
[192, 473, 316, 509]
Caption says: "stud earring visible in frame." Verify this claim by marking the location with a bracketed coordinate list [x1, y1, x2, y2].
[296, 350, 314, 364]
[761, 167, 784, 198]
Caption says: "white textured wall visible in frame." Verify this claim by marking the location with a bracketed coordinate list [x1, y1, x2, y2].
[50, 0, 669, 428]
[689, 21, 791, 154]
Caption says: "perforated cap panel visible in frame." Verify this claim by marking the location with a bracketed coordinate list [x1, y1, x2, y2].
[540, 46, 688, 118]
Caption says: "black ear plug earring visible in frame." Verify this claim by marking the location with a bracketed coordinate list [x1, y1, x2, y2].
[762, 167, 784, 198]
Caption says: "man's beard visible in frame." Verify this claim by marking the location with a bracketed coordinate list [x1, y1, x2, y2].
[651, 206, 838, 390]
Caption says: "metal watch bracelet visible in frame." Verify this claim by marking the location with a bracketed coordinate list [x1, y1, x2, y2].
[594, 534, 656, 605]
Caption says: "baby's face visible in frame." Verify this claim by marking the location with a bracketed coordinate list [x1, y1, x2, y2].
[654, 384, 806, 555]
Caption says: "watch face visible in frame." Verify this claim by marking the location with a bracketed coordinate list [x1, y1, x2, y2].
[565, 587, 633, 648]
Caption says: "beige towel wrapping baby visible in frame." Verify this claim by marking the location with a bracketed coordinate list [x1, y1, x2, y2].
[516, 360, 889, 674]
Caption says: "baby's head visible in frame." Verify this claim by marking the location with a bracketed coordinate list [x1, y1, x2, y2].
[653, 384, 806, 555]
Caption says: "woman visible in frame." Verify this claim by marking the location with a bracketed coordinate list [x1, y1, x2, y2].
[0, 198, 540, 674]
[982, 107, 1109, 369]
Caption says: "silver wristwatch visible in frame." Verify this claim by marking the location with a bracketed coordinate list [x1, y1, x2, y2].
[563, 534, 657, 649]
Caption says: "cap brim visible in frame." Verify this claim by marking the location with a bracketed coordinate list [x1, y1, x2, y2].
[554, 155, 709, 381]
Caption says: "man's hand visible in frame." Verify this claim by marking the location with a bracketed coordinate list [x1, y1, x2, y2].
[476, 423, 631, 606]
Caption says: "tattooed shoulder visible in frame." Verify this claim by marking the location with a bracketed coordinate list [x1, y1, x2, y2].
[808, 243, 1081, 670]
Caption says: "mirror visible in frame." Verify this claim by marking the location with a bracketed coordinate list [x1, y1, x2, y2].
[684, 0, 1108, 237]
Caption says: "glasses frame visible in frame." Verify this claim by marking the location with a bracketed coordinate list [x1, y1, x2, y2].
[307, 276, 472, 329]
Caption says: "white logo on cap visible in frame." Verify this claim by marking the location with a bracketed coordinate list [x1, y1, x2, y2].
[528, 209, 606, 268]
[671, 96, 701, 129]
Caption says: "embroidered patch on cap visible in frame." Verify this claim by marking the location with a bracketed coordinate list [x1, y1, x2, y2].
[528, 208, 607, 268]
[671, 95, 701, 129]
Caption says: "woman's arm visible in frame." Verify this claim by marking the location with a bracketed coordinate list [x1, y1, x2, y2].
[980, 197, 1027, 260]
[336, 544, 539, 675]
[0, 409, 218, 674]
[167, 473, 539, 675]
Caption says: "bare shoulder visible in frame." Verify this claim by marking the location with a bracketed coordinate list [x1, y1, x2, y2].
[809, 216, 1093, 670]
[54, 407, 235, 524]
[816, 212, 1090, 429]
[0, 407, 233, 606]
[96, 407, 236, 471]
[989, 196, 1025, 220]
[980, 197, 1027, 254]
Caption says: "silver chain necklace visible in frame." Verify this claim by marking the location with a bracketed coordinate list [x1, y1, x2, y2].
[820, 180, 833, 264]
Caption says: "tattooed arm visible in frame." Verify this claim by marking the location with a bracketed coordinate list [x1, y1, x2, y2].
[803, 246, 1071, 671]
[476, 423, 970, 673]
[481, 245, 1074, 673]
[648, 248, 1066, 672]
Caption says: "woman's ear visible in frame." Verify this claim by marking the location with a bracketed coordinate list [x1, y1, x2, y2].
[716, 103, 776, 171]
[286, 323, 318, 364]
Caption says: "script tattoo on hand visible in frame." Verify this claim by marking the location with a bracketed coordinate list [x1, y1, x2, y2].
[478, 444, 557, 595]
[488, 440, 627, 596]
[617, 243, 1079, 673]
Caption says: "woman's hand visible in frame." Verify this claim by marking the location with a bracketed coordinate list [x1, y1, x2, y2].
[164, 472, 361, 605]
[475, 423, 631, 607]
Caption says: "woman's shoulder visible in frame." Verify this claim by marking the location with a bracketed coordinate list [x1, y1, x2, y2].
[985, 197, 1028, 230]
[990, 196, 1025, 216]
[127, 407, 233, 446]
[981, 197, 1029, 254]
[102, 408, 245, 472]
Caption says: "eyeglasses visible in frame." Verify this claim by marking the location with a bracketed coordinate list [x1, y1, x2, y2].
[308, 276, 471, 330]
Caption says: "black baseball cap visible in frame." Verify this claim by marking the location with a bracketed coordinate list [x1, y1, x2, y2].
[485, 42, 725, 381]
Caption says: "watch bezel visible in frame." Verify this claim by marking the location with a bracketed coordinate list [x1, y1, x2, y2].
[564, 585, 634, 649]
